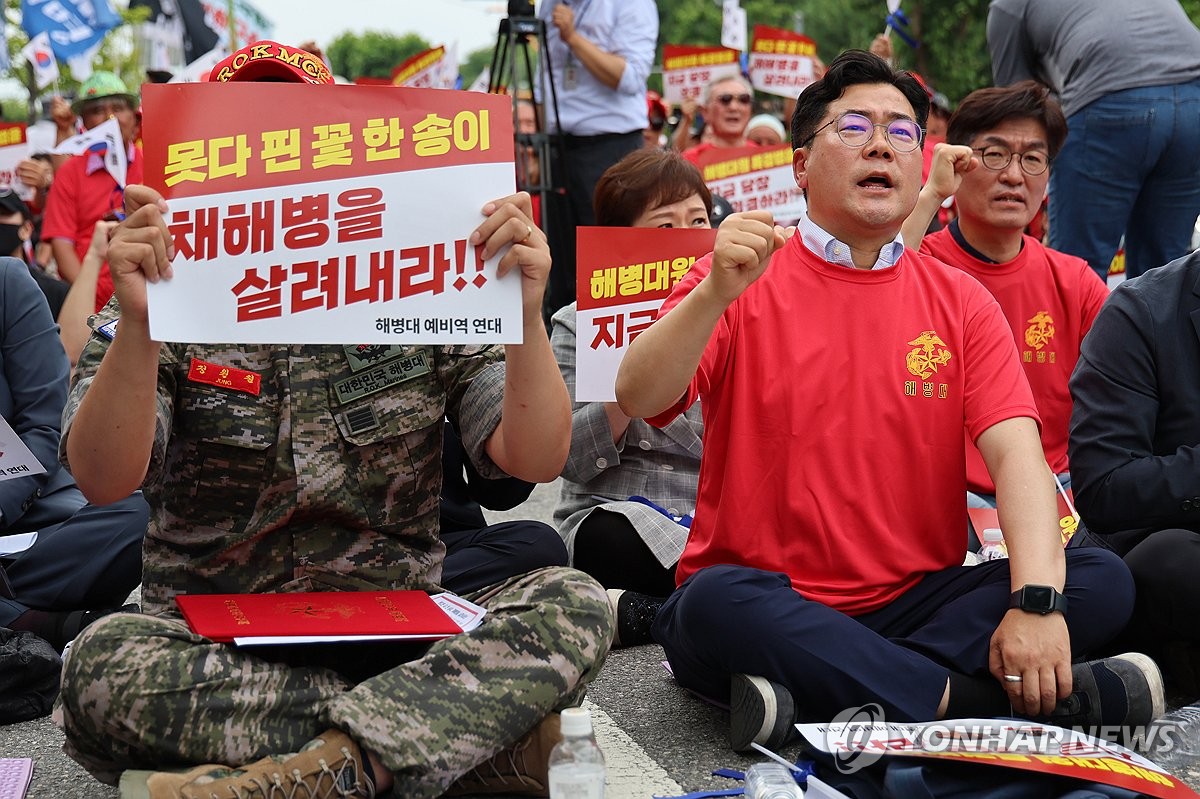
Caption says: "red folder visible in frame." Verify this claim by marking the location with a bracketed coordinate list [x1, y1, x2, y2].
[176, 590, 461, 644]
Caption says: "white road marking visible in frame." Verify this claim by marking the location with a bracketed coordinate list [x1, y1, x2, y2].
[585, 699, 685, 798]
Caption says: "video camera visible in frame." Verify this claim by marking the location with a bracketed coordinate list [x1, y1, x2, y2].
[508, 0, 534, 16]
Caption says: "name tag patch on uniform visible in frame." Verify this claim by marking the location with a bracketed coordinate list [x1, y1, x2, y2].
[334, 352, 431, 404]
[187, 358, 263, 396]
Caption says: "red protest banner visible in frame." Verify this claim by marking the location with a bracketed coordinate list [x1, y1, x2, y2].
[143, 83, 514, 199]
[575, 226, 717, 402]
[749, 25, 819, 99]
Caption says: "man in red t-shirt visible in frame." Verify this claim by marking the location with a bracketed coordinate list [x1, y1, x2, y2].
[41, 72, 144, 312]
[617, 51, 1157, 752]
[917, 82, 1108, 504]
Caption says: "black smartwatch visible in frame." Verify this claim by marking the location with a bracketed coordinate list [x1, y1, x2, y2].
[1009, 584, 1068, 615]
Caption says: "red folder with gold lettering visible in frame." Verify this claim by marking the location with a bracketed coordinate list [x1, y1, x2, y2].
[177, 590, 465, 645]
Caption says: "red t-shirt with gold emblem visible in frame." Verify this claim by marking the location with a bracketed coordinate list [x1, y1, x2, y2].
[921, 229, 1108, 494]
[648, 237, 1038, 615]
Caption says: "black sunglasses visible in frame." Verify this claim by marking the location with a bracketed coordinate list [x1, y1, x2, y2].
[715, 93, 752, 106]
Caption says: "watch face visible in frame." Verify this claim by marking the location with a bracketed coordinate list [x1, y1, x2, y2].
[1025, 585, 1055, 611]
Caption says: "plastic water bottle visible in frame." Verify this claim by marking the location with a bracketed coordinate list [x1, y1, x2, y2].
[744, 762, 804, 799]
[548, 707, 606, 799]
[978, 528, 1009, 561]
[1149, 703, 1200, 772]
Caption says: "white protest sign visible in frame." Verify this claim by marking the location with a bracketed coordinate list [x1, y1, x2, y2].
[0, 416, 47, 483]
[142, 83, 522, 344]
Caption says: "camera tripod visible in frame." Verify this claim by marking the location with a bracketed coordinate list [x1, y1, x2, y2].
[488, 13, 563, 214]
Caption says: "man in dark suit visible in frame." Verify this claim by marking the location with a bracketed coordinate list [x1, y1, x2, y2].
[0, 257, 148, 652]
[1069, 251, 1200, 689]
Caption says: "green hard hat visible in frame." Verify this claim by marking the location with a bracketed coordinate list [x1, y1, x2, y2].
[71, 71, 139, 114]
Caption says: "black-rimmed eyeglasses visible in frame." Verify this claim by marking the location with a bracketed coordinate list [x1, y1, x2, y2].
[972, 145, 1050, 176]
[803, 112, 923, 153]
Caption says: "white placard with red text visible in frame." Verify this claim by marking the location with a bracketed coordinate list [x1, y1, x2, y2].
[142, 83, 520, 344]
[661, 45, 743, 106]
[0, 123, 34, 202]
[575, 227, 717, 402]
[695, 144, 807, 225]
[749, 25, 819, 99]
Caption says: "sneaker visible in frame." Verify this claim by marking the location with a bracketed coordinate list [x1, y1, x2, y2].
[729, 673, 797, 753]
[1047, 653, 1165, 731]
[444, 712, 561, 796]
[607, 589, 663, 648]
[118, 729, 374, 798]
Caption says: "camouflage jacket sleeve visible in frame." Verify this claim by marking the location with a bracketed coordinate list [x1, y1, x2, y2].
[439, 344, 506, 480]
[60, 300, 179, 487]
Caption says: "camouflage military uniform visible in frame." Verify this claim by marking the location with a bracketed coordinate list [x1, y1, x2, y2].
[55, 304, 614, 797]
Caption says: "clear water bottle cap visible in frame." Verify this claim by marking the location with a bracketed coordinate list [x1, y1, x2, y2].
[560, 707, 594, 737]
[982, 528, 1004, 543]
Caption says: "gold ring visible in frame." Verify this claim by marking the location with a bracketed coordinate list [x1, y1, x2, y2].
[521, 223, 533, 243]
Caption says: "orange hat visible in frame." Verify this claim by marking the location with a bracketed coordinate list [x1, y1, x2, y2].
[209, 40, 333, 85]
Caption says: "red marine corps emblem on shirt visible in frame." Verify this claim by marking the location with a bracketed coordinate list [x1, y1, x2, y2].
[1024, 310, 1056, 350]
[905, 330, 953, 379]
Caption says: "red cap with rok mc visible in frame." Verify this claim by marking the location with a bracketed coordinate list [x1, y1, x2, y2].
[209, 41, 333, 85]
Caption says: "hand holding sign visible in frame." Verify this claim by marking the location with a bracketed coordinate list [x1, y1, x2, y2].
[472, 192, 548, 317]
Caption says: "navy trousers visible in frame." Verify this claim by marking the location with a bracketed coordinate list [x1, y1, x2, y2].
[0, 488, 149, 626]
[653, 548, 1133, 722]
[441, 520, 567, 595]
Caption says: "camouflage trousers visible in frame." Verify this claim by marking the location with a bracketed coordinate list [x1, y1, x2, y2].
[57, 566, 613, 798]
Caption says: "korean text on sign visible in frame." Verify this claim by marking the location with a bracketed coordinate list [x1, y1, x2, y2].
[143, 83, 522, 344]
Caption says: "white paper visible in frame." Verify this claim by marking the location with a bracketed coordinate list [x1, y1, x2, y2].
[721, 4, 748, 52]
[0, 416, 47, 483]
[432, 591, 487, 633]
[0, 531, 37, 557]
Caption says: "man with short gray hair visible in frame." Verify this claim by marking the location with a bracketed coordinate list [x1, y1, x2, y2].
[682, 75, 758, 165]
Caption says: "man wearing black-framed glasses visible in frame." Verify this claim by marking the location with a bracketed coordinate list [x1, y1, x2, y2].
[919, 82, 1109, 520]
[618, 50, 1156, 753]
